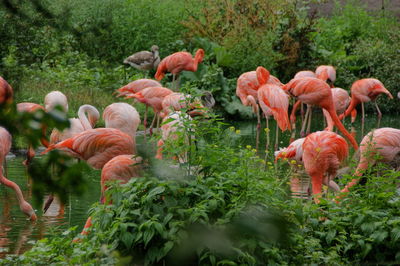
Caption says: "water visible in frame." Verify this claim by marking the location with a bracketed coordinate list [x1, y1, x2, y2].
[0, 112, 399, 258]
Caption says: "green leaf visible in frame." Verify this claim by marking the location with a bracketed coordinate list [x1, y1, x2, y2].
[391, 227, 400, 242]
[146, 186, 165, 200]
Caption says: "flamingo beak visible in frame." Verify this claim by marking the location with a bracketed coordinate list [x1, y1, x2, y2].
[29, 212, 37, 221]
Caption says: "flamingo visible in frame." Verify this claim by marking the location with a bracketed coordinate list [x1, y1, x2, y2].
[286, 71, 316, 142]
[302, 131, 349, 203]
[341, 128, 400, 194]
[236, 67, 282, 150]
[103, 103, 141, 142]
[0, 76, 13, 105]
[339, 78, 393, 134]
[126, 86, 173, 135]
[44, 91, 68, 113]
[77, 154, 143, 238]
[124, 45, 160, 74]
[42, 128, 136, 169]
[155, 112, 192, 163]
[50, 104, 100, 144]
[282, 77, 358, 150]
[315, 65, 336, 87]
[17, 103, 49, 165]
[0, 127, 37, 221]
[155, 48, 205, 89]
[256, 67, 290, 151]
[116, 79, 162, 140]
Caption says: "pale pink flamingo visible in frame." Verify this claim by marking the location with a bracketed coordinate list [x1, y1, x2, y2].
[0, 127, 37, 221]
[103, 103, 140, 142]
[155, 49, 205, 89]
[315, 65, 336, 87]
[302, 131, 349, 203]
[50, 104, 100, 144]
[341, 128, 400, 194]
[256, 67, 290, 151]
[127, 86, 173, 135]
[44, 91, 68, 113]
[282, 77, 358, 150]
[155, 112, 191, 163]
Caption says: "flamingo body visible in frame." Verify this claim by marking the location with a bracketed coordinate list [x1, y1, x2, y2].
[43, 128, 136, 169]
[294, 70, 316, 79]
[341, 128, 400, 193]
[103, 103, 140, 141]
[155, 49, 205, 80]
[116, 79, 162, 98]
[302, 131, 348, 203]
[44, 91, 68, 113]
[0, 76, 13, 104]
[315, 65, 336, 86]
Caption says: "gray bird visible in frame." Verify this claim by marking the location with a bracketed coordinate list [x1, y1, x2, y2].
[123, 45, 160, 72]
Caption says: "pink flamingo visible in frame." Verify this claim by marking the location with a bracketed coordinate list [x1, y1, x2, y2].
[341, 128, 400, 194]
[0, 127, 37, 221]
[116, 79, 161, 141]
[42, 128, 136, 170]
[77, 154, 142, 238]
[127, 86, 173, 135]
[339, 78, 393, 134]
[315, 65, 336, 87]
[103, 103, 140, 142]
[302, 131, 349, 203]
[256, 67, 290, 151]
[236, 67, 282, 150]
[155, 49, 205, 89]
[283, 77, 358, 150]
[0, 76, 13, 105]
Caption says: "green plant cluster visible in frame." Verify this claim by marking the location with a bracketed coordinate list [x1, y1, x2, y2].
[2, 114, 400, 265]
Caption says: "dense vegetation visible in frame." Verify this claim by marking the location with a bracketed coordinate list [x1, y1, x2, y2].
[1, 0, 400, 264]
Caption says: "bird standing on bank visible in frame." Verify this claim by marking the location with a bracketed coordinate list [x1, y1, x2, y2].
[124, 45, 160, 76]
[155, 48, 205, 90]
[0, 127, 37, 221]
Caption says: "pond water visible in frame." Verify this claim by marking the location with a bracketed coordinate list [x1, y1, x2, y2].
[0, 112, 399, 258]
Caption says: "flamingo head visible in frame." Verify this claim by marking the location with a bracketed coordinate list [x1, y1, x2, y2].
[151, 45, 159, 52]
[195, 49, 205, 63]
[21, 201, 37, 221]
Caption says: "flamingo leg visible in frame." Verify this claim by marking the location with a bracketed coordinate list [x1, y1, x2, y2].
[300, 103, 305, 125]
[266, 117, 270, 152]
[143, 105, 148, 142]
[361, 102, 365, 137]
[149, 113, 157, 136]
[156, 113, 161, 132]
[3, 158, 7, 178]
[274, 122, 279, 151]
[300, 106, 310, 137]
[256, 107, 260, 152]
[374, 100, 382, 127]
[306, 106, 312, 135]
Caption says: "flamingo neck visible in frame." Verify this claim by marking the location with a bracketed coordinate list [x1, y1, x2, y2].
[78, 105, 99, 130]
[0, 169, 28, 207]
